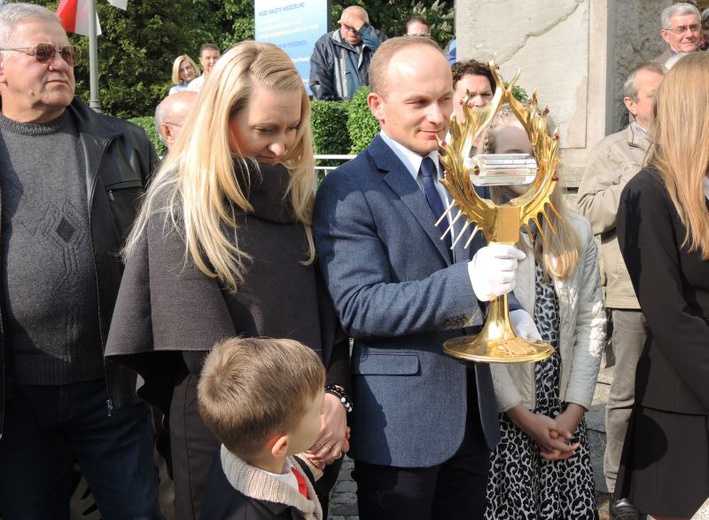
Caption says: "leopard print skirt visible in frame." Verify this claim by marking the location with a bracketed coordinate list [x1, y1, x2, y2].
[485, 265, 597, 519]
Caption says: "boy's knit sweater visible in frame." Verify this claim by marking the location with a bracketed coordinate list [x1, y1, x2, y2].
[200, 445, 323, 520]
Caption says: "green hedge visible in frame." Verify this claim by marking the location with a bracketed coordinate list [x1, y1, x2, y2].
[310, 86, 380, 157]
[310, 100, 352, 156]
[128, 116, 166, 157]
[346, 87, 380, 154]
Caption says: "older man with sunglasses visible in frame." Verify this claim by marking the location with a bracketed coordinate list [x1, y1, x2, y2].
[309, 5, 387, 101]
[0, 4, 161, 519]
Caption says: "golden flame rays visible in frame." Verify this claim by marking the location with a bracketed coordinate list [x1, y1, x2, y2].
[438, 60, 561, 247]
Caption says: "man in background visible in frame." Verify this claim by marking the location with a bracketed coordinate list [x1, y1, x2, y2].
[577, 62, 666, 520]
[187, 43, 220, 93]
[309, 5, 387, 101]
[655, 3, 701, 67]
[155, 90, 197, 151]
[405, 15, 430, 37]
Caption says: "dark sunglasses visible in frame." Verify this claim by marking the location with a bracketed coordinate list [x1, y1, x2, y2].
[0, 43, 80, 66]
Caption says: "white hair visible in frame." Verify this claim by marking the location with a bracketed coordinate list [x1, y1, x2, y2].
[661, 2, 700, 28]
[0, 3, 61, 48]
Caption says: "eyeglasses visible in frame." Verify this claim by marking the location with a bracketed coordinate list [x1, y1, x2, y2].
[340, 24, 358, 33]
[0, 43, 80, 66]
[664, 24, 701, 35]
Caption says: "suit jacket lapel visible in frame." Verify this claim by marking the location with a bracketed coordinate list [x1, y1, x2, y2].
[367, 136, 453, 264]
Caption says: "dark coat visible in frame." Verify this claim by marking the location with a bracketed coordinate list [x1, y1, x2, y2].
[308, 24, 387, 101]
[313, 134, 500, 468]
[0, 98, 159, 436]
[618, 166, 709, 413]
[105, 162, 349, 416]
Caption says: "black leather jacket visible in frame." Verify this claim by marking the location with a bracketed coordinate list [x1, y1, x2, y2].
[0, 98, 159, 436]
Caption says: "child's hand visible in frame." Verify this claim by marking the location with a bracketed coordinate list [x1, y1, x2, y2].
[539, 428, 579, 461]
[506, 405, 578, 459]
[554, 404, 585, 440]
[540, 404, 585, 461]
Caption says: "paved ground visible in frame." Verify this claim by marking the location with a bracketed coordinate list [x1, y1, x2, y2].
[329, 364, 616, 520]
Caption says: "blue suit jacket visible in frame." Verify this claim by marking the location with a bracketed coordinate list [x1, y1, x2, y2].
[313, 134, 500, 468]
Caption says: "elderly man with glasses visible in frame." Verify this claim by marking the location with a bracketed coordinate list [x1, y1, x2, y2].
[309, 5, 387, 101]
[0, 3, 162, 519]
[156, 90, 197, 152]
[655, 2, 701, 68]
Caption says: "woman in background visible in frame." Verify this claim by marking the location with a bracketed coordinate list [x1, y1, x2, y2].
[169, 54, 198, 94]
[106, 41, 349, 520]
[616, 51, 709, 520]
[483, 107, 605, 519]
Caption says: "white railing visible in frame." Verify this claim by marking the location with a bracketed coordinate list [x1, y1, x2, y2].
[314, 154, 356, 176]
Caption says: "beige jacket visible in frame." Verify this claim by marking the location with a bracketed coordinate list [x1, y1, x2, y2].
[490, 212, 606, 412]
[576, 123, 651, 309]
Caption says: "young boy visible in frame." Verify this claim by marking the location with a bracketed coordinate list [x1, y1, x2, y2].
[197, 337, 326, 520]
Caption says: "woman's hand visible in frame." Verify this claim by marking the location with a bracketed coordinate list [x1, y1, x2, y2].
[305, 392, 349, 466]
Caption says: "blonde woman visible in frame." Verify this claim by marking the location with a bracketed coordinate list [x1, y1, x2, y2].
[483, 107, 605, 518]
[169, 54, 198, 95]
[616, 52, 709, 520]
[106, 41, 349, 520]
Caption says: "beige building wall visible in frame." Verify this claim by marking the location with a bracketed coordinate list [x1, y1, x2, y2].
[455, 0, 669, 188]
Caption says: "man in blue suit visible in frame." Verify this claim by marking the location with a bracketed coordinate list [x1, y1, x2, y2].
[313, 37, 539, 519]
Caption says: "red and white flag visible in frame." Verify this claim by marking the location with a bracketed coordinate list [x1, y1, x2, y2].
[56, 0, 102, 36]
[107, 0, 128, 9]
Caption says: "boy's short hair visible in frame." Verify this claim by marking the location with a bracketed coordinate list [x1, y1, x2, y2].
[198, 337, 325, 459]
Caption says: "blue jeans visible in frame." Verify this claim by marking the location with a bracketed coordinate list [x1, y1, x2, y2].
[0, 379, 162, 520]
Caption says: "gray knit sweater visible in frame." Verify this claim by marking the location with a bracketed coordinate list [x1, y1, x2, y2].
[0, 111, 103, 385]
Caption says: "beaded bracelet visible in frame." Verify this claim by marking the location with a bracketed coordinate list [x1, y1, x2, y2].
[325, 384, 353, 413]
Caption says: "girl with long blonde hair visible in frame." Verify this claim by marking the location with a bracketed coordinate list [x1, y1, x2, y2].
[106, 41, 349, 520]
[616, 51, 709, 520]
[483, 106, 605, 519]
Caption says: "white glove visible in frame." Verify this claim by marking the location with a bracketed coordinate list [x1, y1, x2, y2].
[468, 244, 526, 302]
[509, 309, 543, 342]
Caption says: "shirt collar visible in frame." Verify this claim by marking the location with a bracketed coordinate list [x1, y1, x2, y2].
[631, 121, 650, 140]
[379, 130, 441, 182]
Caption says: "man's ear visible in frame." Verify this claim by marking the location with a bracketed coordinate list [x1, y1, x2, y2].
[660, 29, 671, 45]
[367, 92, 385, 124]
[159, 123, 173, 145]
[270, 434, 289, 460]
[623, 96, 637, 119]
[0, 56, 7, 85]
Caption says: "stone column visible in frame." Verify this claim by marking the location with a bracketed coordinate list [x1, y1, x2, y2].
[455, 0, 668, 188]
